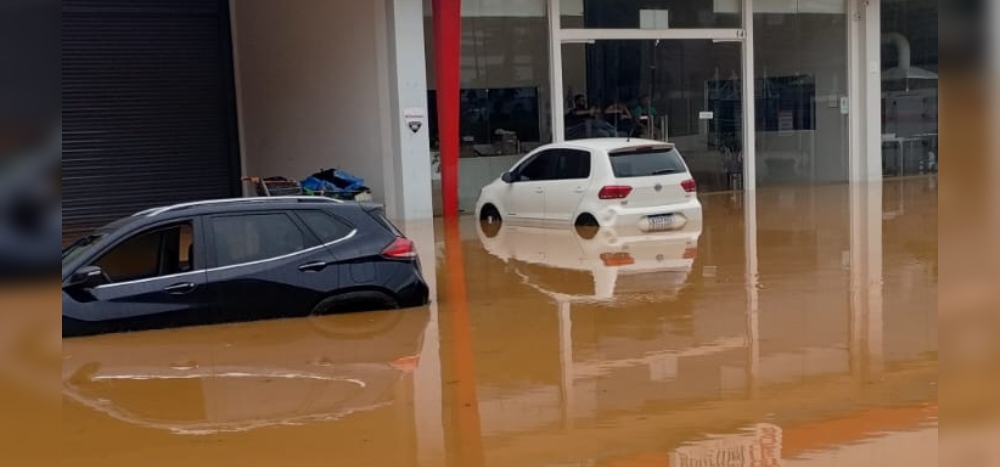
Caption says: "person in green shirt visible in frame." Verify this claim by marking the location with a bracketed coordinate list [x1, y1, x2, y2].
[632, 95, 659, 137]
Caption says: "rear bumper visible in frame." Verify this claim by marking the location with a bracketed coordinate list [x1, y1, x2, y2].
[592, 197, 703, 232]
[394, 269, 430, 308]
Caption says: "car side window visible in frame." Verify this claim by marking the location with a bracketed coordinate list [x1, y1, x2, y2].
[93, 222, 195, 283]
[551, 149, 591, 180]
[516, 151, 557, 181]
[296, 210, 355, 243]
[210, 213, 308, 267]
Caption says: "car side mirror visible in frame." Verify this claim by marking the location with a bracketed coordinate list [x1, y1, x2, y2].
[501, 172, 515, 184]
[65, 266, 105, 290]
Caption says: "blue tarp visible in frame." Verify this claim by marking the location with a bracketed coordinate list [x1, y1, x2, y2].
[301, 169, 366, 195]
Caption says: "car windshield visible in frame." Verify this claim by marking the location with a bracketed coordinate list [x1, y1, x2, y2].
[62, 232, 104, 269]
[609, 147, 687, 178]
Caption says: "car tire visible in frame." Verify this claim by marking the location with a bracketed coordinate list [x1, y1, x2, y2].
[308, 294, 407, 340]
[574, 214, 600, 240]
[479, 205, 502, 238]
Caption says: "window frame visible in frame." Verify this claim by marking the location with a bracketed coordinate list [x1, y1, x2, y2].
[203, 210, 321, 270]
[85, 217, 203, 288]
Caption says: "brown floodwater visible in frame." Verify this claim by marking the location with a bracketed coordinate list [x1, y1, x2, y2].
[61, 179, 939, 466]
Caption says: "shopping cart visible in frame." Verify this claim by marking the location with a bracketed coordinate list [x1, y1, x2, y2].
[242, 176, 305, 197]
[242, 176, 374, 202]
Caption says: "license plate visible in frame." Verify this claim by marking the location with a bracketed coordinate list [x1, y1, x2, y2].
[647, 214, 678, 231]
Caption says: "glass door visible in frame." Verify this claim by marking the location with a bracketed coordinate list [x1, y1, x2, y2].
[560, 39, 745, 193]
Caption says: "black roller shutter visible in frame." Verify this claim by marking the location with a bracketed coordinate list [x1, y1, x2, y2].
[62, 0, 240, 243]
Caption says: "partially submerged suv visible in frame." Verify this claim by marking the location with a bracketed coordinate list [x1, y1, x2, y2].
[62, 197, 429, 337]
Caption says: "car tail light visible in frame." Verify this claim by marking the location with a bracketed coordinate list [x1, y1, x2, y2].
[598, 185, 633, 200]
[681, 179, 697, 193]
[600, 252, 635, 267]
[683, 246, 698, 259]
[382, 237, 416, 259]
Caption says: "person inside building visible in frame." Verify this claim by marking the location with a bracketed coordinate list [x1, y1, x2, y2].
[565, 94, 616, 139]
[603, 99, 635, 136]
[632, 95, 659, 138]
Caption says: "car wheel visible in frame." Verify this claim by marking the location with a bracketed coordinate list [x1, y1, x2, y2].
[308, 294, 406, 339]
[311, 291, 399, 316]
[479, 205, 502, 238]
[574, 214, 599, 240]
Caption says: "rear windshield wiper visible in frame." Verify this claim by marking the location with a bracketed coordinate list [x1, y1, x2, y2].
[651, 168, 682, 175]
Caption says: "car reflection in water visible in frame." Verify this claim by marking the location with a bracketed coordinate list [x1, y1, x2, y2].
[477, 219, 700, 304]
[62, 307, 429, 435]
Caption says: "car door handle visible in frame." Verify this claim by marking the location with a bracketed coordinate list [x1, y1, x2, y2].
[573, 187, 585, 193]
[534, 188, 544, 194]
[163, 282, 197, 295]
[298, 260, 328, 272]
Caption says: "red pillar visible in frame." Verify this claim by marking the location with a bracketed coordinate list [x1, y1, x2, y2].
[432, 0, 461, 217]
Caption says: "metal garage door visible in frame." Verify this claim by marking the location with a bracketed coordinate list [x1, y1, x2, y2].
[62, 0, 240, 242]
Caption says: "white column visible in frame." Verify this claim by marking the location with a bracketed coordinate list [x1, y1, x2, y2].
[848, 0, 883, 183]
[740, 0, 757, 191]
[863, 0, 883, 181]
[548, 0, 566, 143]
[847, 0, 863, 182]
[384, 0, 435, 220]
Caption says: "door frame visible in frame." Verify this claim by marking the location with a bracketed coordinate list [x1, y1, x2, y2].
[546, 0, 755, 190]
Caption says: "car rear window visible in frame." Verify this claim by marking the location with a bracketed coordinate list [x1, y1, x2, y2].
[609, 147, 687, 178]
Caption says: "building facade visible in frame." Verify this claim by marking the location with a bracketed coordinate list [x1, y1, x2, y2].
[61, 0, 938, 236]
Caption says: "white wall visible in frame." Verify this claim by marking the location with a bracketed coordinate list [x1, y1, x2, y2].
[232, 0, 433, 220]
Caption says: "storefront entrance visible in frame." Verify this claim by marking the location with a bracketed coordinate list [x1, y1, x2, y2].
[560, 39, 745, 192]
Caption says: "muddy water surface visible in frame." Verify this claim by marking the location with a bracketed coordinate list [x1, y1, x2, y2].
[62, 180, 938, 466]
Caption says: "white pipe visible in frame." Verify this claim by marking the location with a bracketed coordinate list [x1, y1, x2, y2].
[881, 32, 911, 73]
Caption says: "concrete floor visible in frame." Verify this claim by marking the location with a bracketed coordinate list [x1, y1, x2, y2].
[60, 178, 941, 466]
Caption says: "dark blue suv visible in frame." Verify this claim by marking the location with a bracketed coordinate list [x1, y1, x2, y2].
[61, 197, 429, 337]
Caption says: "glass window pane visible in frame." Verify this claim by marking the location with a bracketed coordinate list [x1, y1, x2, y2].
[562, 39, 743, 192]
[298, 210, 355, 244]
[609, 148, 687, 178]
[94, 223, 193, 283]
[754, 1, 849, 186]
[554, 149, 591, 179]
[518, 152, 556, 181]
[560, 0, 741, 29]
[211, 214, 306, 267]
[881, 0, 938, 177]
[424, 0, 553, 152]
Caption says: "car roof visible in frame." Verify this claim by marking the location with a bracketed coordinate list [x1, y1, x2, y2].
[557, 138, 676, 152]
[132, 196, 348, 218]
[92, 197, 368, 234]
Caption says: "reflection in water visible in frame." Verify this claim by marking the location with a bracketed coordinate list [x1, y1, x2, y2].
[63, 309, 430, 436]
[62, 180, 938, 466]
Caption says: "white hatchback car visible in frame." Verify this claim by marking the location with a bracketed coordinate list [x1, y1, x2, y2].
[476, 138, 702, 233]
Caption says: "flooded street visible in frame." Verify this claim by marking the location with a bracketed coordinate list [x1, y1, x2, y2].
[62, 179, 938, 466]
